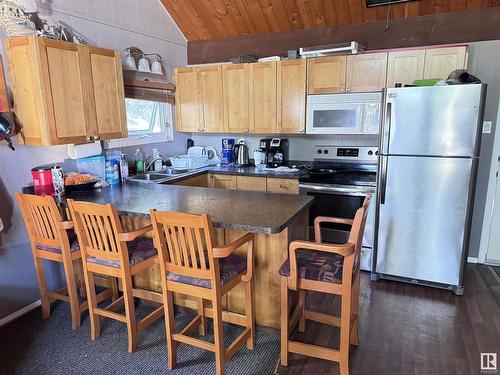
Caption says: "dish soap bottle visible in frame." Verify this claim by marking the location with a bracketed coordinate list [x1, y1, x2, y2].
[134, 148, 144, 174]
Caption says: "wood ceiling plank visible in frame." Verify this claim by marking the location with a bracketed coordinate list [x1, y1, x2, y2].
[449, 0, 467, 11]
[258, 0, 284, 32]
[269, 0, 293, 31]
[189, 0, 234, 39]
[391, 3, 407, 18]
[333, 0, 351, 25]
[434, 0, 450, 13]
[375, 3, 390, 20]
[307, 0, 327, 27]
[281, 0, 304, 29]
[295, 0, 314, 28]
[405, 1, 421, 16]
[246, 0, 273, 33]
[234, 0, 260, 34]
[466, 0, 483, 9]
[348, 0, 365, 23]
[213, 0, 242, 37]
[224, 0, 252, 35]
[161, 0, 212, 40]
[419, 0, 437, 15]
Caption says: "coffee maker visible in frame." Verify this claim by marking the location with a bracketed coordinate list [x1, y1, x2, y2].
[265, 138, 289, 168]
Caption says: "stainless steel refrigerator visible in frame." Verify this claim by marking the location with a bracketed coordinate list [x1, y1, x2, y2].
[372, 84, 487, 295]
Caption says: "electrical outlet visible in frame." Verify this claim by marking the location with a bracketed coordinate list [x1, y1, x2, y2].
[483, 121, 492, 134]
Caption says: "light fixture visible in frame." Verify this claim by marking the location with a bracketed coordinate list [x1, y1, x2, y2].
[121, 49, 137, 71]
[137, 54, 151, 73]
[299, 41, 364, 58]
[150, 55, 163, 75]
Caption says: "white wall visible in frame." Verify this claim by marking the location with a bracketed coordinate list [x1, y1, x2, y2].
[0, 0, 188, 319]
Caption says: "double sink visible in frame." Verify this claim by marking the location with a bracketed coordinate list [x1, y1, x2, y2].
[127, 168, 193, 184]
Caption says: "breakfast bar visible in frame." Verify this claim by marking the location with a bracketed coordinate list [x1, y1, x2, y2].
[54, 183, 313, 329]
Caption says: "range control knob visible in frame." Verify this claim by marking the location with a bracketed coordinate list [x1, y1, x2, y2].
[368, 150, 373, 156]
[323, 149, 329, 155]
[317, 149, 322, 154]
[375, 150, 379, 155]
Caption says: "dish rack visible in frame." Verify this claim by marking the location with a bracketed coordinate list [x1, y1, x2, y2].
[170, 154, 209, 170]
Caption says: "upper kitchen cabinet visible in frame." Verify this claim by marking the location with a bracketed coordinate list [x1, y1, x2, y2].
[249, 61, 277, 134]
[386, 49, 426, 88]
[423, 46, 468, 80]
[86, 46, 127, 140]
[4, 36, 126, 145]
[278, 59, 306, 134]
[307, 56, 346, 94]
[174, 67, 201, 132]
[346, 52, 388, 92]
[222, 63, 250, 133]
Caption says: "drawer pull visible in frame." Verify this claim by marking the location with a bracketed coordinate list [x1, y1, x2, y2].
[280, 184, 286, 188]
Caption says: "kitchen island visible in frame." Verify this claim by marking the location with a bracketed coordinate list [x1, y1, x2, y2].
[45, 183, 312, 328]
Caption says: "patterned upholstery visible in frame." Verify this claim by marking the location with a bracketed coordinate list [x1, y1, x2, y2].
[167, 254, 247, 289]
[35, 232, 80, 253]
[86, 238, 157, 269]
[279, 250, 345, 284]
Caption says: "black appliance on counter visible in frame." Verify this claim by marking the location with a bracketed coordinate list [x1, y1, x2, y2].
[299, 146, 378, 272]
[265, 138, 289, 168]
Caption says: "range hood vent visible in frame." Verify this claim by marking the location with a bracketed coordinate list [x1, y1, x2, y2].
[299, 42, 364, 58]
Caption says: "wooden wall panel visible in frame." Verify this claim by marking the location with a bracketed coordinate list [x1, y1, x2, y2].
[161, 0, 500, 41]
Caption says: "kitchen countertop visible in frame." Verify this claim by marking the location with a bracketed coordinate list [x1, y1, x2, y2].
[24, 183, 313, 234]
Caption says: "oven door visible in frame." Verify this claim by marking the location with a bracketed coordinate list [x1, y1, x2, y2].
[306, 101, 363, 135]
[299, 183, 375, 271]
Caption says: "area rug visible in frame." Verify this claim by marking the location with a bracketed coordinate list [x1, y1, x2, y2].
[477, 264, 500, 308]
[0, 302, 280, 375]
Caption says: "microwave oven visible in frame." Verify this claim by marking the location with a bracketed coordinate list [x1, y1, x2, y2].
[306, 92, 382, 135]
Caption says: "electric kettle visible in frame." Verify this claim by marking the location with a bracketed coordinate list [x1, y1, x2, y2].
[232, 140, 249, 166]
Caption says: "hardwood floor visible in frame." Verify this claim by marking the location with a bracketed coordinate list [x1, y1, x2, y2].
[276, 265, 500, 375]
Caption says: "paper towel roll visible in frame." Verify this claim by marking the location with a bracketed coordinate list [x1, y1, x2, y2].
[67, 141, 102, 159]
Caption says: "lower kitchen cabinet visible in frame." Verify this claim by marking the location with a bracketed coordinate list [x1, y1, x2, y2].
[172, 174, 208, 187]
[266, 178, 299, 195]
[208, 174, 237, 190]
[236, 176, 267, 192]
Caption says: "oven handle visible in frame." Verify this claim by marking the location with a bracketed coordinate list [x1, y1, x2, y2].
[299, 184, 374, 197]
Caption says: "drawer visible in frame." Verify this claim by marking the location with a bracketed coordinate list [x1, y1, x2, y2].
[208, 174, 237, 190]
[237, 176, 267, 192]
[266, 178, 299, 195]
[172, 174, 208, 187]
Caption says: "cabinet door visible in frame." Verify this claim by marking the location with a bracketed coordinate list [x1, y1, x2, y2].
[38, 38, 92, 144]
[307, 56, 346, 94]
[346, 52, 387, 92]
[174, 67, 201, 132]
[208, 174, 237, 190]
[4, 37, 47, 145]
[386, 49, 425, 88]
[423, 46, 468, 80]
[197, 66, 224, 133]
[223, 64, 250, 133]
[277, 59, 306, 134]
[250, 62, 277, 134]
[87, 46, 127, 140]
[237, 176, 267, 192]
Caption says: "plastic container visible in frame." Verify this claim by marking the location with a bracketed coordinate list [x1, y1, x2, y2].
[152, 148, 163, 171]
[170, 154, 209, 170]
[105, 151, 121, 185]
[31, 165, 54, 196]
[75, 156, 106, 181]
[134, 149, 144, 173]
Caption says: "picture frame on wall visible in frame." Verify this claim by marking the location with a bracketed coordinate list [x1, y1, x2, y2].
[366, 0, 415, 7]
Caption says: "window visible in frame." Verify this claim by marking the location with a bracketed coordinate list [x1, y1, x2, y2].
[104, 98, 174, 148]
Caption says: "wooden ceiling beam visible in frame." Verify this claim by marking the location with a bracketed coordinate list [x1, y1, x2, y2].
[187, 6, 500, 64]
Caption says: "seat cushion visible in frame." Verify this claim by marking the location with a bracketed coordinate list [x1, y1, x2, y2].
[35, 231, 80, 254]
[86, 238, 157, 269]
[279, 251, 344, 284]
[166, 254, 247, 289]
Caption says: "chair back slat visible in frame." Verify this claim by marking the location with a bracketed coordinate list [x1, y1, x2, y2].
[348, 194, 372, 269]
[150, 210, 217, 281]
[15, 193, 65, 245]
[68, 200, 124, 263]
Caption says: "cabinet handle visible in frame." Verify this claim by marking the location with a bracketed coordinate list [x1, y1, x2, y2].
[346, 87, 351, 92]
[94, 135, 100, 140]
[299, 129, 304, 134]
[88, 135, 95, 142]
[341, 87, 345, 92]
[210, 175, 214, 179]
[280, 184, 286, 188]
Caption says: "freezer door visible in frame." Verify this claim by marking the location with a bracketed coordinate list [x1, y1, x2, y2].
[381, 85, 485, 157]
[375, 155, 473, 285]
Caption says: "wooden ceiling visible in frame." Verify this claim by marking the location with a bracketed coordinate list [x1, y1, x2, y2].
[161, 0, 500, 41]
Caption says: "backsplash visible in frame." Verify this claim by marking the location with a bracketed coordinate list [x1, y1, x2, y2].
[189, 134, 379, 161]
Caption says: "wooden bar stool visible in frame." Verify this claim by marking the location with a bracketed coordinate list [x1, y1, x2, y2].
[68, 199, 164, 353]
[15, 193, 116, 329]
[279, 195, 372, 375]
[150, 210, 255, 375]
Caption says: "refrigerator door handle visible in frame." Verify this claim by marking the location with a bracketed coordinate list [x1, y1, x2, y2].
[380, 156, 388, 205]
[381, 101, 392, 155]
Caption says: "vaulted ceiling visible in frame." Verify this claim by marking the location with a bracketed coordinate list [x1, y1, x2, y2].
[160, 0, 500, 41]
